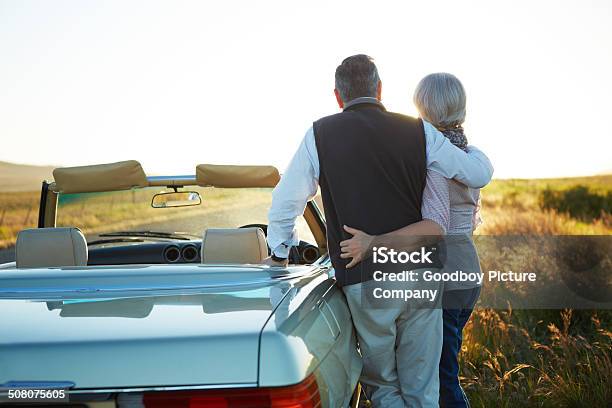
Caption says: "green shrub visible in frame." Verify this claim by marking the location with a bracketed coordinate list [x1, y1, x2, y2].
[540, 185, 611, 221]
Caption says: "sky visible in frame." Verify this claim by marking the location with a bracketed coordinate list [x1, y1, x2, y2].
[0, 0, 611, 179]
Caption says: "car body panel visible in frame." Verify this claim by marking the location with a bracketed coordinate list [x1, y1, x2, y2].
[1, 166, 358, 407]
[0, 266, 276, 388]
[0, 262, 361, 405]
[259, 271, 362, 407]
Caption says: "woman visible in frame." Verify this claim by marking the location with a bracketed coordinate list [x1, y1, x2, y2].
[340, 72, 482, 408]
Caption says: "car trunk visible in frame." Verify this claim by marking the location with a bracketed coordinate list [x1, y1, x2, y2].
[0, 264, 304, 390]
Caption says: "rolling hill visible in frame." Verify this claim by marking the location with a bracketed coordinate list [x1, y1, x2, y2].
[0, 161, 56, 192]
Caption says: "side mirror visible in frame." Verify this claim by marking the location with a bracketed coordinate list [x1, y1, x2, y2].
[151, 191, 201, 208]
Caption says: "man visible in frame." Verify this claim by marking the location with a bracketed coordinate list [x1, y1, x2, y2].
[265, 55, 493, 407]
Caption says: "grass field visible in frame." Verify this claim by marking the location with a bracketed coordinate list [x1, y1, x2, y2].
[0, 187, 274, 248]
[463, 175, 611, 407]
[1, 175, 610, 248]
[0, 176, 610, 406]
[477, 175, 611, 235]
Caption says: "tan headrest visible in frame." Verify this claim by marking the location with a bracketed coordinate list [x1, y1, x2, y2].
[53, 160, 147, 193]
[16, 228, 88, 268]
[196, 164, 280, 188]
[202, 228, 268, 264]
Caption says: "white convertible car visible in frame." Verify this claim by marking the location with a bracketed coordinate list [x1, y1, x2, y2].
[0, 161, 362, 408]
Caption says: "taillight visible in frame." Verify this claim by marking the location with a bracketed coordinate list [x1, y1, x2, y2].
[141, 374, 321, 408]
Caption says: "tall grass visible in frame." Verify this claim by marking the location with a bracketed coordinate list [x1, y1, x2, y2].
[540, 185, 611, 222]
[462, 175, 612, 407]
[0, 191, 40, 246]
[478, 175, 611, 235]
[462, 308, 612, 407]
[477, 207, 610, 235]
[0, 188, 272, 248]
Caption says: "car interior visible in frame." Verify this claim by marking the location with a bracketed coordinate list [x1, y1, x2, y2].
[12, 226, 321, 269]
[88, 228, 322, 265]
[5, 161, 326, 269]
[15, 227, 88, 268]
[12, 225, 321, 268]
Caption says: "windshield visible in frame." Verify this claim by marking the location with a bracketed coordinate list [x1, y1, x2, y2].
[56, 187, 316, 244]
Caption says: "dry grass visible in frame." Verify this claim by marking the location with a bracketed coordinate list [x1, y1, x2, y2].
[477, 207, 610, 235]
[461, 308, 612, 407]
[54, 187, 271, 237]
[462, 175, 612, 407]
[0, 191, 41, 247]
[476, 175, 611, 236]
[0, 188, 272, 248]
[2, 175, 609, 247]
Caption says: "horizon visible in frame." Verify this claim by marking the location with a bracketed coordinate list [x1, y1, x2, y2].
[1, 0, 611, 179]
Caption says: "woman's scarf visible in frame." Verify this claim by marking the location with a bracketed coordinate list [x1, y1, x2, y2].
[440, 126, 468, 151]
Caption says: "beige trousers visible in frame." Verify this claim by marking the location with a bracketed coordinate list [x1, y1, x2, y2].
[342, 274, 443, 408]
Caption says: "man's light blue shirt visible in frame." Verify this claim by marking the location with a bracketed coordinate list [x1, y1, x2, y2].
[267, 119, 493, 258]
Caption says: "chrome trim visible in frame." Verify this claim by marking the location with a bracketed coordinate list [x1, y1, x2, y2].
[147, 175, 196, 181]
[0, 383, 259, 396]
[0, 261, 16, 270]
[0, 268, 326, 298]
[0, 381, 75, 389]
[147, 175, 197, 187]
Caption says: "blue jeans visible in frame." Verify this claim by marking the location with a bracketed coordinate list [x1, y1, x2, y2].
[439, 287, 481, 408]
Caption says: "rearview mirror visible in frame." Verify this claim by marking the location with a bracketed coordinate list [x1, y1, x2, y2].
[151, 191, 201, 208]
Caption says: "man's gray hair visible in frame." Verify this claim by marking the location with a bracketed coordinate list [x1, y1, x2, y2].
[413, 73, 466, 129]
[335, 54, 380, 102]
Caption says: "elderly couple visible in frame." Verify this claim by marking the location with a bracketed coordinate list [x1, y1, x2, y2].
[264, 54, 492, 408]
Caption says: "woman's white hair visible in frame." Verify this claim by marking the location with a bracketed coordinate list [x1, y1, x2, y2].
[413, 73, 466, 129]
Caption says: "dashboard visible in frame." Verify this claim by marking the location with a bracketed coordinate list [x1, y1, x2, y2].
[88, 240, 321, 266]
[88, 241, 202, 265]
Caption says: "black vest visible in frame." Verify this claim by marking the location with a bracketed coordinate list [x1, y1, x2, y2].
[314, 101, 427, 286]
